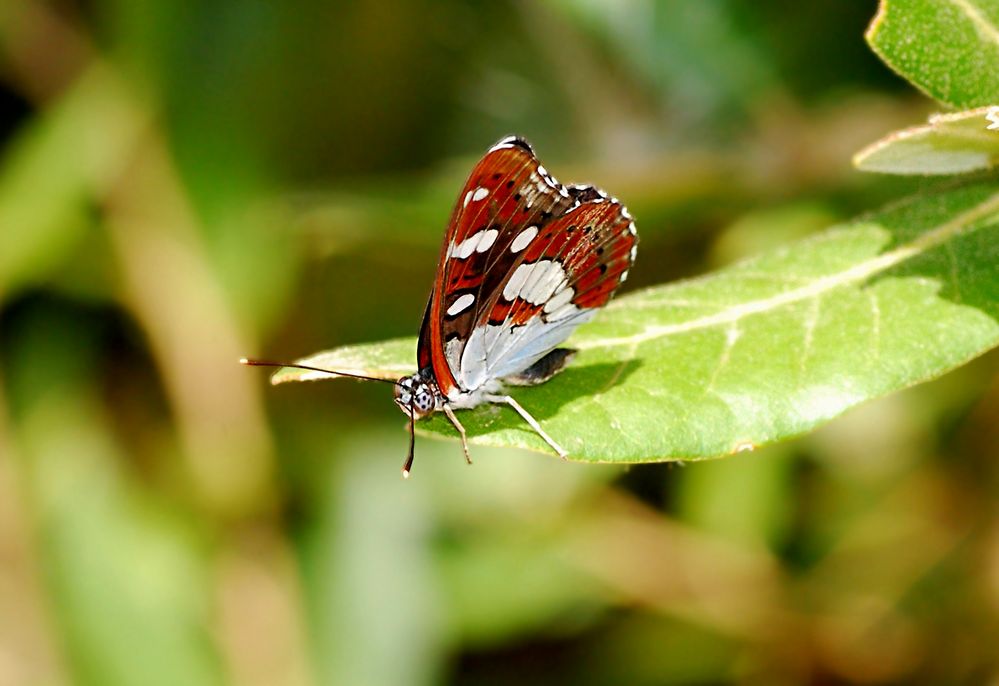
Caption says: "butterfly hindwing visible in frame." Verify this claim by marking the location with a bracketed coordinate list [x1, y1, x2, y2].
[455, 189, 637, 390]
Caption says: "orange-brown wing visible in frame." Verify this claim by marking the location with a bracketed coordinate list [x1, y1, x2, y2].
[451, 186, 637, 391]
[417, 136, 576, 395]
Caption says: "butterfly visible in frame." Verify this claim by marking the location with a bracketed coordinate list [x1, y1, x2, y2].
[244, 136, 637, 477]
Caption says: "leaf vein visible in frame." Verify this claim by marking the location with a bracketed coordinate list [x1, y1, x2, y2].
[867, 291, 882, 362]
[703, 322, 741, 395]
[800, 297, 821, 378]
[578, 190, 999, 350]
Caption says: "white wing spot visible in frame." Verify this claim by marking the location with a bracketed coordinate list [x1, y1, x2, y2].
[446, 293, 475, 316]
[620, 270, 629, 282]
[477, 228, 498, 252]
[522, 261, 566, 304]
[547, 303, 579, 321]
[451, 234, 477, 259]
[510, 226, 538, 253]
[544, 287, 575, 313]
[471, 187, 489, 202]
[503, 263, 533, 300]
[501, 260, 566, 303]
[451, 228, 498, 259]
[537, 165, 547, 177]
[463, 190, 473, 208]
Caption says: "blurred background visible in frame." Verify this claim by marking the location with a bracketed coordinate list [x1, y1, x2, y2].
[1, 1, 998, 684]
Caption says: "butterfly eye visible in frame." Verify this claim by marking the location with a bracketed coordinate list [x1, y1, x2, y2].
[394, 375, 419, 405]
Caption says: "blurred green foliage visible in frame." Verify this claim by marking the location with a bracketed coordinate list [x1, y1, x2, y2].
[1, 2, 997, 686]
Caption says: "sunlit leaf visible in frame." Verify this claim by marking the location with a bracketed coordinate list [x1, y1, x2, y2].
[264, 181, 999, 463]
[866, 0, 999, 108]
[269, 338, 414, 383]
[855, 107, 999, 174]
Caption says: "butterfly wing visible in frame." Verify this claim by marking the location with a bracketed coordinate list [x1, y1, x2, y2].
[418, 136, 576, 395]
[419, 136, 637, 397]
[457, 185, 637, 391]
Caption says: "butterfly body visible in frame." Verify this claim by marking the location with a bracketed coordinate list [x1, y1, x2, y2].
[394, 135, 638, 471]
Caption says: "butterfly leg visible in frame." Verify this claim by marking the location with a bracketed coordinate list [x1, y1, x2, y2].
[442, 403, 473, 465]
[486, 394, 568, 460]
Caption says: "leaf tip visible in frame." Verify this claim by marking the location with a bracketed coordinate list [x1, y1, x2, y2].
[852, 136, 889, 173]
[864, 0, 888, 46]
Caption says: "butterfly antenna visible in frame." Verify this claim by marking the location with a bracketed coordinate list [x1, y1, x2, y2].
[240, 358, 402, 387]
[402, 396, 416, 479]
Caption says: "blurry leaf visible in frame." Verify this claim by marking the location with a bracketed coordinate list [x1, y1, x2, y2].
[0, 67, 143, 296]
[24, 405, 223, 686]
[6, 314, 222, 686]
[588, 615, 738, 685]
[866, 0, 999, 108]
[677, 447, 793, 548]
[550, 0, 777, 122]
[268, 181, 999, 463]
[438, 526, 606, 645]
[855, 107, 999, 174]
[419, 446, 614, 645]
[297, 433, 446, 686]
[710, 203, 839, 266]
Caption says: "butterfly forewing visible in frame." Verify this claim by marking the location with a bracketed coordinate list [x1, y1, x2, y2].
[419, 137, 577, 394]
[420, 136, 637, 397]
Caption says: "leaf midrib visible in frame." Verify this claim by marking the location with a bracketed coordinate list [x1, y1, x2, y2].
[578, 189, 999, 350]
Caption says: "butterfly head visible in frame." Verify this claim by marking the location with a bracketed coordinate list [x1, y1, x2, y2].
[394, 371, 440, 419]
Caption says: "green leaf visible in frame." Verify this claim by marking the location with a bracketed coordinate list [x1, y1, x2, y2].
[866, 0, 999, 108]
[855, 107, 999, 174]
[269, 337, 415, 384]
[267, 181, 999, 462]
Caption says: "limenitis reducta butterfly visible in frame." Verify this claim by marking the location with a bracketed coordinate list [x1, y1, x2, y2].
[244, 136, 637, 477]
